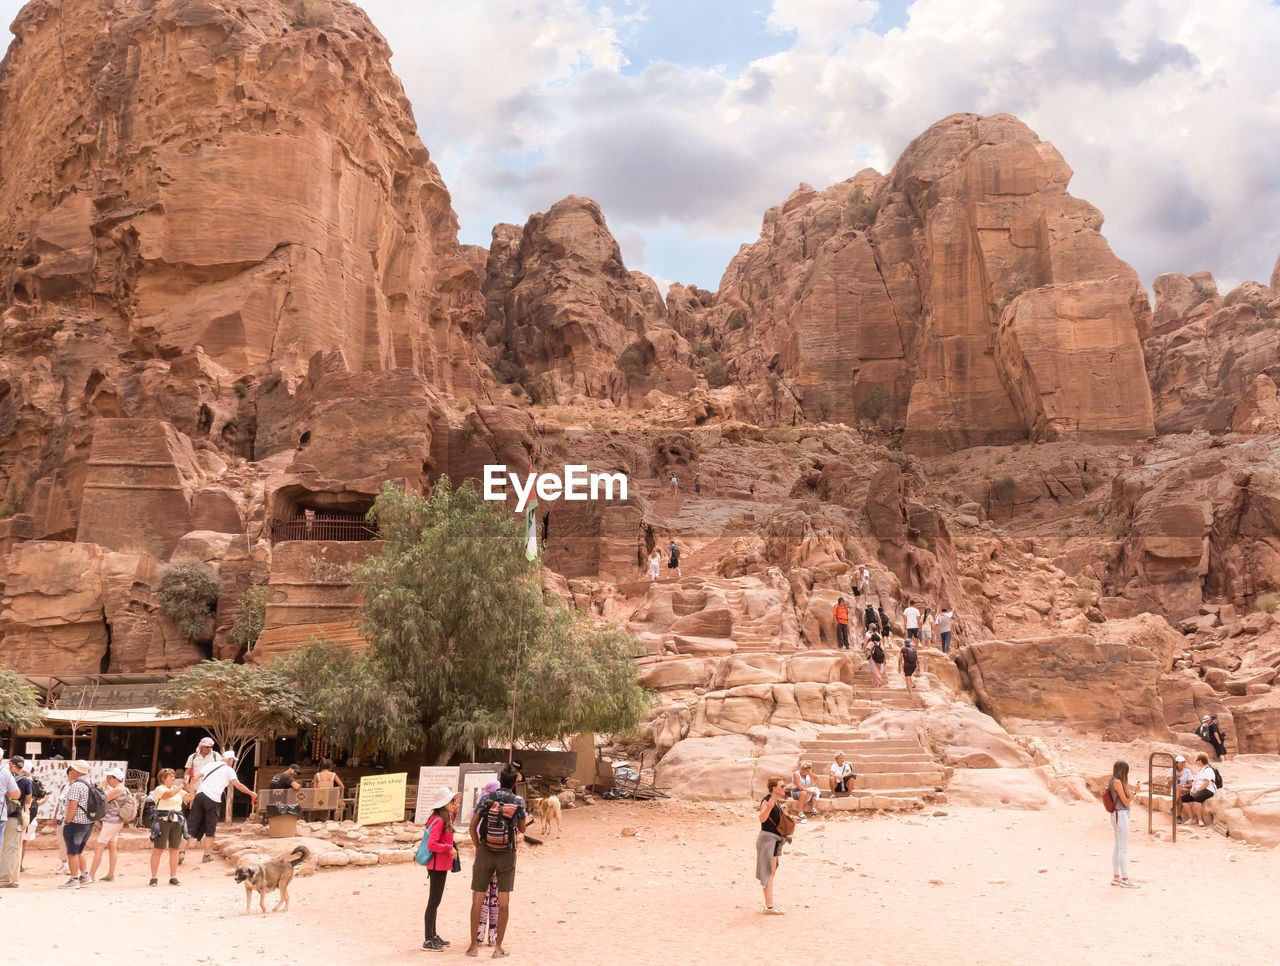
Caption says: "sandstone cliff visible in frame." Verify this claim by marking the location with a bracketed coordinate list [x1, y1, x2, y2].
[682, 114, 1154, 453]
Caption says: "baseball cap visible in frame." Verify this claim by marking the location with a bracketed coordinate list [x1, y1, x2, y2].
[221, 750, 237, 760]
[1175, 755, 1186, 762]
[9, 755, 24, 769]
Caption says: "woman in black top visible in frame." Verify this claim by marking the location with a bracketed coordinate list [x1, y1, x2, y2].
[756, 776, 787, 915]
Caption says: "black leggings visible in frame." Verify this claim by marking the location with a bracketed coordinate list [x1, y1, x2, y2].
[424, 869, 448, 940]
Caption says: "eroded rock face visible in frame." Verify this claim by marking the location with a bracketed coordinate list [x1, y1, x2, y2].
[700, 114, 1153, 452]
[0, 0, 485, 520]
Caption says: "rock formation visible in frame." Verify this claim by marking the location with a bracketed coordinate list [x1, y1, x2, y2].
[682, 114, 1154, 452]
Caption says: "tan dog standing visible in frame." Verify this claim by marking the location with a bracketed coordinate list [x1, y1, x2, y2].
[531, 795, 562, 837]
[234, 844, 309, 913]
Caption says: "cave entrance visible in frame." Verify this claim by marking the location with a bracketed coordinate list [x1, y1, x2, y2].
[268, 486, 378, 545]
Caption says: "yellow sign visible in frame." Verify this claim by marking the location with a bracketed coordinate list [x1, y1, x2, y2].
[356, 772, 408, 825]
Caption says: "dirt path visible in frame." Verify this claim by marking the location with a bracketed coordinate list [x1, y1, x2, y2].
[11, 799, 1277, 966]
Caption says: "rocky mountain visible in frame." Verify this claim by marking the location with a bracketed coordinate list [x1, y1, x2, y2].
[2, 0, 1280, 833]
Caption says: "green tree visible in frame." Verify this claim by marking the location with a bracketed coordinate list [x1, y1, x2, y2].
[158, 661, 311, 764]
[228, 585, 269, 652]
[310, 479, 648, 763]
[155, 557, 223, 640]
[0, 666, 42, 732]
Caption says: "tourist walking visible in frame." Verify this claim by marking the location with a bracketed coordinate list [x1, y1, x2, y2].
[756, 776, 788, 915]
[832, 597, 851, 649]
[1106, 761, 1142, 888]
[903, 600, 921, 639]
[863, 602, 879, 634]
[669, 473, 678, 495]
[1197, 714, 1229, 760]
[648, 548, 662, 582]
[52, 774, 71, 875]
[149, 769, 191, 886]
[866, 631, 886, 687]
[466, 766, 527, 959]
[59, 760, 96, 889]
[694, 471, 702, 495]
[422, 786, 461, 951]
[187, 750, 257, 863]
[667, 539, 683, 578]
[856, 564, 871, 597]
[899, 639, 919, 695]
[181, 736, 220, 862]
[473, 781, 501, 949]
[921, 607, 934, 646]
[877, 604, 890, 635]
[937, 605, 953, 654]
[0, 757, 21, 888]
[86, 769, 129, 883]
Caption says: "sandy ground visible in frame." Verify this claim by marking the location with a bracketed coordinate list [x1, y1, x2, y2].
[7, 797, 1277, 966]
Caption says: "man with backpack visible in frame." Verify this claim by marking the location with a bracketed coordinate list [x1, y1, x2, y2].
[898, 639, 919, 695]
[1197, 714, 1229, 760]
[0, 756, 32, 886]
[59, 760, 101, 889]
[0, 757, 20, 888]
[466, 765, 528, 960]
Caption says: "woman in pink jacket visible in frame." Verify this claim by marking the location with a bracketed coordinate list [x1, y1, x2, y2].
[422, 787, 462, 951]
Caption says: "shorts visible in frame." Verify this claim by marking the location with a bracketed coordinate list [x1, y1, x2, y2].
[187, 794, 221, 840]
[1182, 789, 1214, 803]
[154, 819, 184, 850]
[96, 821, 124, 845]
[906, 627, 920, 639]
[668, 560, 679, 569]
[471, 845, 517, 893]
[23, 818, 37, 842]
[791, 787, 820, 799]
[63, 822, 93, 856]
[903, 664, 917, 677]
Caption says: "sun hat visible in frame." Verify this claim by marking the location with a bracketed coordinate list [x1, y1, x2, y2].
[1175, 755, 1186, 762]
[1202, 715, 1212, 722]
[427, 786, 456, 810]
[221, 750, 237, 760]
[68, 759, 91, 775]
[106, 768, 126, 782]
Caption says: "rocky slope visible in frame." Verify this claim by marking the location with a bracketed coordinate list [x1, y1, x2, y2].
[1, 0, 1279, 831]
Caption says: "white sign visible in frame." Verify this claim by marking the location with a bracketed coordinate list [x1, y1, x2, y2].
[482, 464, 628, 512]
[24, 742, 41, 756]
[460, 768, 502, 822]
[413, 766, 460, 825]
[24, 760, 127, 820]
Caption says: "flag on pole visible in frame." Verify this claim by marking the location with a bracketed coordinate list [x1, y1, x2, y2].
[524, 497, 539, 561]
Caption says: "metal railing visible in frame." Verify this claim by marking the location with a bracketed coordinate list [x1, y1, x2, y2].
[1147, 750, 1178, 843]
[269, 513, 378, 544]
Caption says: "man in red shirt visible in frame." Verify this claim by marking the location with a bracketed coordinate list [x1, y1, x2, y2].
[832, 597, 851, 649]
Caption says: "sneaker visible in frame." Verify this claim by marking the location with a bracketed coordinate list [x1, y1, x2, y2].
[201, 855, 213, 864]
[764, 905, 785, 915]
[56, 865, 71, 875]
[149, 878, 158, 886]
[178, 852, 185, 865]
[1110, 878, 1123, 887]
[1198, 820, 1206, 827]
[798, 815, 808, 824]
[422, 938, 445, 951]
[81, 875, 94, 885]
[58, 878, 80, 890]
[169, 877, 180, 886]
[432, 938, 451, 946]
[1119, 879, 1140, 889]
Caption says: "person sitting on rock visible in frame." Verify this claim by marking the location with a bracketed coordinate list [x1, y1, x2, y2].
[1181, 753, 1218, 827]
[828, 753, 854, 795]
[1197, 714, 1229, 760]
[791, 762, 820, 822]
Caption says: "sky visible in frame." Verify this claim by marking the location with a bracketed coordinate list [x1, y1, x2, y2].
[4, 0, 1280, 293]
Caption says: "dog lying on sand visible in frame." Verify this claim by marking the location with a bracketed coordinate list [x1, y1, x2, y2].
[531, 795, 562, 837]
[234, 844, 310, 913]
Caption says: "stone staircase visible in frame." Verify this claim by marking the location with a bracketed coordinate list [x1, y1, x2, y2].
[720, 581, 791, 653]
[796, 728, 948, 807]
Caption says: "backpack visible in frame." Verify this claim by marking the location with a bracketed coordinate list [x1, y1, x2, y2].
[481, 797, 519, 850]
[81, 779, 108, 823]
[1102, 780, 1117, 814]
[415, 816, 441, 866]
[1196, 724, 1210, 740]
[116, 791, 138, 824]
[1212, 767, 1224, 789]
[871, 642, 885, 663]
[902, 645, 918, 672]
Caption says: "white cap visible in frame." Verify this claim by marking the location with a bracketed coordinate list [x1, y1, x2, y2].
[221, 750, 237, 760]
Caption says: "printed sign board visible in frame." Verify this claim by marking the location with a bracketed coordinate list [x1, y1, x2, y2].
[459, 765, 503, 821]
[356, 772, 407, 825]
[413, 766, 460, 825]
[14, 760, 128, 821]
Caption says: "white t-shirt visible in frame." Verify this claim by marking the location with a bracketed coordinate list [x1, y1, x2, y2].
[830, 761, 852, 779]
[903, 606, 921, 630]
[196, 762, 238, 802]
[937, 611, 952, 633]
[186, 749, 221, 780]
[1195, 765, 1217, 793]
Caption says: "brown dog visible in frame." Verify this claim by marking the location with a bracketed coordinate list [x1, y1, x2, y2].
[531, 795, 562, 837]
[234, 844, 309, 913]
